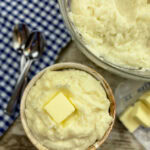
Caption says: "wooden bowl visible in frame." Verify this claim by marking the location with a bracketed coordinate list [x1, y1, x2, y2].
[20, 62, 116, 150]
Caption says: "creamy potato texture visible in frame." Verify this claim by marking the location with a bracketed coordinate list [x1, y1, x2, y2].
[25, 70, 112, 150]
[70, 0, 150, 68]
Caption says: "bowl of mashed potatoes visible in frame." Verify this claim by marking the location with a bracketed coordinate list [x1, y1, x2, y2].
[58, 0, 150, 80]
[21, 63, 115, 150]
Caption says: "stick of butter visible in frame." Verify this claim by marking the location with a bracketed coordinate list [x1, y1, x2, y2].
[133, 102, 150, 128]
[44, 92, 75, 123]
[120, 106, 140, 133]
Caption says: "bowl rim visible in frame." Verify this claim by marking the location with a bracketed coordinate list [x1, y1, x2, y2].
[58, 0, 150, 81]
[20, 62, 116, 150]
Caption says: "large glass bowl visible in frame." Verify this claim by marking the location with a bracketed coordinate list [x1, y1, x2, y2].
[58, 0, 150, 81]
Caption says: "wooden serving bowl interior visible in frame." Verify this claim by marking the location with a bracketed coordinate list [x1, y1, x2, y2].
[20, 62, 116, 150]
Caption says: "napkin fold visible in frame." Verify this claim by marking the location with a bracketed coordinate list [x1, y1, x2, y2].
[0, 0, 70, 136]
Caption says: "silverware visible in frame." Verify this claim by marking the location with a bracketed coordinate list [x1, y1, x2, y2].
[6, 31, 45, 114]
[6, 24, 30, 114]
[13, 24, 30, 99]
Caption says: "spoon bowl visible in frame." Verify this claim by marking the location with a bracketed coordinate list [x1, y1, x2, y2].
[24, 31, 45, 60]
[13, 23, 30, 70]
[13, 23, 30, 52]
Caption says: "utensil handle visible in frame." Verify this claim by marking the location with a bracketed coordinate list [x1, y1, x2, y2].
[6, 60, 32, 115]
[20, 55, 26, 72]
[20, 54, 27, 97]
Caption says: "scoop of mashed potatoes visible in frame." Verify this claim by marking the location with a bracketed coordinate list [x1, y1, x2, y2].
[69, 0, 150, 68]
[25, 69, 112, 150]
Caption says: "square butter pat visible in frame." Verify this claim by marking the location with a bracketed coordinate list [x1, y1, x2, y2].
[44, 92, 75, 123]
[120, 106, 140, 133]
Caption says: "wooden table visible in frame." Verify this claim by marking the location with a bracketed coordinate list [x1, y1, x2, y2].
[0, 42, 145, 150]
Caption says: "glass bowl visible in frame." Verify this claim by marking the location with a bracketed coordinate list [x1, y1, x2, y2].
[58, 0, 150, 81]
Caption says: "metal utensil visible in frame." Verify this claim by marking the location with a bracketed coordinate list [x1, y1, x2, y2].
[13, 23, 30, 96]
[6, 31, 45, 114]
[11, 24, 30, 105]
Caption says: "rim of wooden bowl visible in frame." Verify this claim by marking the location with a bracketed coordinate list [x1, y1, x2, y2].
[20, 62, 116, 150]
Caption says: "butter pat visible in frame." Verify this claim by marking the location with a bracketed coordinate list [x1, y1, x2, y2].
[44, 92, 75, 123]
[120, 106, 140, 132]
[133, 102, 150, 128]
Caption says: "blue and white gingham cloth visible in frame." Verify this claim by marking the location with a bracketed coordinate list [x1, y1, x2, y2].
[0, 0, 71, 136]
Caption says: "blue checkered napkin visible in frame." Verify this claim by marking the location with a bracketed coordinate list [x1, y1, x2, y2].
[0, 0, 71, 136]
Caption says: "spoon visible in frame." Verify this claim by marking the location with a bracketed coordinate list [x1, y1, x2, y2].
[12, 24, 30, 102]
[6, 31, 45, 114]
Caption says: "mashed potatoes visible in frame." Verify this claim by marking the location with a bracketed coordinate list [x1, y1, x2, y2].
[69, 0, 150, 68]
[25, 69, 112, 150]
